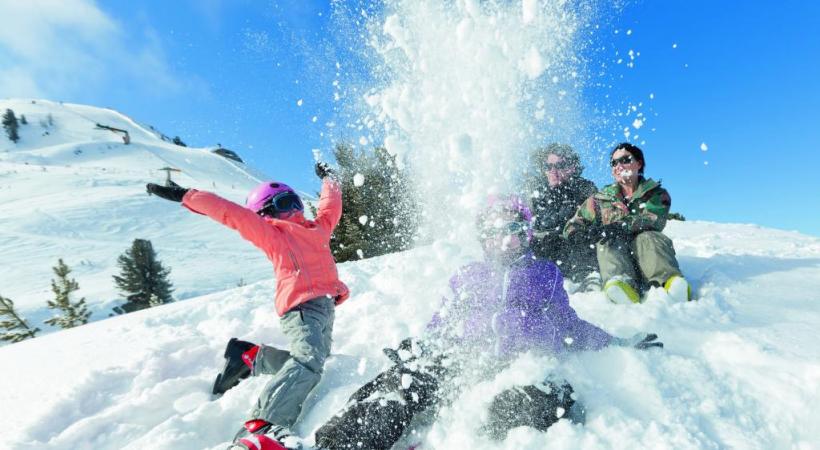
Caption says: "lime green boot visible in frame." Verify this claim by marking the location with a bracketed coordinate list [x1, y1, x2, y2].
[664, 275, 691, 302]
[604, 277, 641, 304]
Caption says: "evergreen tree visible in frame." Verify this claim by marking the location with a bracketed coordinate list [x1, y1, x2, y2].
[20, 114, 28, 125]
[2, 109, 20, 143]
[112, 239, 173, 314]
[668, 212, 686, 221]
[172, 136, 187, 147]
[327, 143, 419, 262]
[0, 294, 39, 343]
[44, 259, 92, 329]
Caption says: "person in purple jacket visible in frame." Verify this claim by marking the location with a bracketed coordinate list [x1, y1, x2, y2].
[313, 195, 662, 450]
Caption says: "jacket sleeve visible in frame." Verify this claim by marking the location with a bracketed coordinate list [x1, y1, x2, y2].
[314, 178, 343, 234]
[623, 187, 671, 233]
[182, 189, 279, 252]
[540, 265, 613, 352]
[562, 195, 599, 240]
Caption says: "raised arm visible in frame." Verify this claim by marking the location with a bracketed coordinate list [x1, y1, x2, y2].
[314, 177, 343, 233]
[182, 189, 279, 252]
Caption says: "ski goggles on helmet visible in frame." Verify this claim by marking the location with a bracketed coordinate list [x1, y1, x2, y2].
[479, 220, 529, 240]
[258, 191, 304, 217]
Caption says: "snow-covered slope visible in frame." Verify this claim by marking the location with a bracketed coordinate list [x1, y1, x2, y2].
[0, 99, 278, 325]
[0, 219, 818, 449]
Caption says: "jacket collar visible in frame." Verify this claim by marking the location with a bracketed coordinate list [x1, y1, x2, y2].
[597, 177, 660, 201]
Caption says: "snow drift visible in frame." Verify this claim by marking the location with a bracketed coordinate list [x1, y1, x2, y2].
[0, 217, 819, 449]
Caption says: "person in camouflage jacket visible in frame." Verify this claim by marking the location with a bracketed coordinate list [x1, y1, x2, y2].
[563, 143, 690, 304]
[526, 144, 599, 286]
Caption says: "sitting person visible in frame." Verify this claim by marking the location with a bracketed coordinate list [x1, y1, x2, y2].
[311, 195, 662, 450]
[563, 143, 690, 304]
[526, 143, 599, 290]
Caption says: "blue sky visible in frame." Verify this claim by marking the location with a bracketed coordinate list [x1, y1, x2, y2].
[1, 0, 818, 236]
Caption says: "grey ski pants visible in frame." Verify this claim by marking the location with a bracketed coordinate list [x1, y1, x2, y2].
[249, 295, 335, 428]
[596, 230, 682, 288]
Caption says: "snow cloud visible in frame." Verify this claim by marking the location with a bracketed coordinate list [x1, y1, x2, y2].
[0, 0, 187, 99]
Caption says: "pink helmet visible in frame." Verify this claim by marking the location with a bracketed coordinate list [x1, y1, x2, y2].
[246, 181, 303, 215]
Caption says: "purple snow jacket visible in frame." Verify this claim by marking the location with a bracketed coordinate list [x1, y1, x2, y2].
[428, 252, 612, 358]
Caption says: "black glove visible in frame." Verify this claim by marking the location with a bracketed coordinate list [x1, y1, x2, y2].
[315, 161, 334, 179]
[383, 337, 427, 367]
[146, 182, 188, 202]
[614, 333, 663, 350]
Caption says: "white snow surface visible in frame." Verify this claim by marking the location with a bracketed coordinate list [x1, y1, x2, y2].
[1, 180, 819, 450]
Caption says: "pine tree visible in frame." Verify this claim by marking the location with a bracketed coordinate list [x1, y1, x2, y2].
[0, 294, 39, 343]
[327, 143, 419, 262]
[44, 259, 92, 329]
[2, 109, 20, 143]
[172, 136, 187, 147]
[112, 239, 173, 314]
[20, 114, 28, 125]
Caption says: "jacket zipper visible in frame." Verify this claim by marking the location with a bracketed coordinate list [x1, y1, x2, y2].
[288, 250, 300, 273]
[285, 234, 315, 296]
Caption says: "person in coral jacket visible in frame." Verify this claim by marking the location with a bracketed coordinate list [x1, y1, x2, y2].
[146, 162, 348, 450]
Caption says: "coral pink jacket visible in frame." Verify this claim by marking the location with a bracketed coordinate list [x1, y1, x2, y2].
[182, 179, 350, 316]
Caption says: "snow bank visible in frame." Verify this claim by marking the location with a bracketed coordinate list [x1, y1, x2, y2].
[0, 222, 819, 449]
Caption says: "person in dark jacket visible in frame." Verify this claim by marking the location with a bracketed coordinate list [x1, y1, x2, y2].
[563, 143, 690, 304]
[526, 144, 599, 290]
[311, 195, 662, 450]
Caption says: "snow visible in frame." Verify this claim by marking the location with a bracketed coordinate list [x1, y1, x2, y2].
[1, 2, 820, 448]
[363, 0, 580, 241]
[353, 173, 365, 187]
[0, 99, 284, 326]
[0, 183, 818, 449]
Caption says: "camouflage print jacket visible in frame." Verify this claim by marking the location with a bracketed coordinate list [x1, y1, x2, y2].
[562, 177, 671, 241]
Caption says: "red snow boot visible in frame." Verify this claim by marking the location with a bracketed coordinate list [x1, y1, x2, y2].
[230, 420, 295, 450]
[233, 434, 287, 450]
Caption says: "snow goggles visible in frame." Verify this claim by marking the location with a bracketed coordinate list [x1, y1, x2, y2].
[479, 221, 529, 239]
[258, 191, 304, 217]
[610, 155, 634, 167]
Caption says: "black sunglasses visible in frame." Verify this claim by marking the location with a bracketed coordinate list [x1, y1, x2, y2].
[543, 160, 573, 171]
[610, 155, 634, 167]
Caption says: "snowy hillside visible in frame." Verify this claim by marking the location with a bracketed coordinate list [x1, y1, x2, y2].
[0, 219, 818, 449]
[0, 99, 283, 326]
